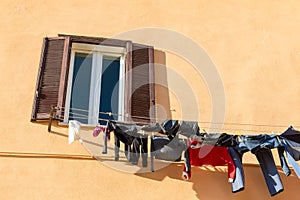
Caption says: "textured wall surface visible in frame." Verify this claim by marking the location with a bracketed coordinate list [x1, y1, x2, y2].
[1, 0, 300, 199]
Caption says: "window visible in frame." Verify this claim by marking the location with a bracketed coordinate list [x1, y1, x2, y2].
[64, 43, 125, 125]
[31, 34, 155, 125]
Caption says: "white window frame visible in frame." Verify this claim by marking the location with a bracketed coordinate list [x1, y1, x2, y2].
[63, 43, 126, 125]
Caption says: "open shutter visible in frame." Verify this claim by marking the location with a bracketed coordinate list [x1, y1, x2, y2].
[31, 37, 70, 121]
[130, 43, 155, 123]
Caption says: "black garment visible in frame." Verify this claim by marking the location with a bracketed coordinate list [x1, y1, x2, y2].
[281, 126, 300, 143]
[108, 120, 182, 169]
[159, 119, 180, 139]
[151, 135, 186, 161]
[129, 136, 148, 167]
[107, 121, 147, 164]
[149, 120, 182, 163]
[202, 133, 238, 147]
[279, 126, 300, 178]
[114, 135, 148, 167]
[141, 122, 164, 132]
[107, 121, 142, 145]
[141, 119, 180, 138]
[177, 121, 199, 137]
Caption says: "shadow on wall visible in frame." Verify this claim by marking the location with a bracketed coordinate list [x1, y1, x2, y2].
[135, 163, 300, 200]
[154, 50, 172, 122]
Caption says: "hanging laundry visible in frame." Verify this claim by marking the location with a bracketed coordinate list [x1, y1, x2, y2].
[280, 126, 300, 143]
[236, 134, 288, 196]
[183, 132, 256, 193]
[68, 120, 82, 144]
[279, 126, 300, 178]
[202, 133, 238, 147]
[106, 121, 149, 167]
[149, 119, 184, 171]
[93, 125, 107, 137]
[103, 119, 185, 170]
[177, 121, 199, 137]
[160, 119, 180, 137]
[228, 147, 245, 193]
[99, 121, 110, 154]
[141, 122, 164, 132]
[182, 139, 236, 182]
[62, 108, 300, 196]
[151, 135, 186, 162]
[129, 137, 148, 167]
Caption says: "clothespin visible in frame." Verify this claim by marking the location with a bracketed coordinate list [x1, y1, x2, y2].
[237, 130, 242, 135]
[200, 129, 207, 137]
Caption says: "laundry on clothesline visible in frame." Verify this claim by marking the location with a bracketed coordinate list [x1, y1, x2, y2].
[68, 120, 82, 144]
[66, 115, 300, 197]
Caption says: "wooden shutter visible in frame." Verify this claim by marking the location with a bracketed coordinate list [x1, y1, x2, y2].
[31, 37, 70, 121]
[130, 43, 155, 123]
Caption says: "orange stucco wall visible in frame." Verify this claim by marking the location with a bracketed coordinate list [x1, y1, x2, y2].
[1, 0, 300, 199]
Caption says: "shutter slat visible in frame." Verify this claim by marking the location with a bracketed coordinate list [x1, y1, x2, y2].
[31, 37, 66, 121]
[131, 44, 155, 123]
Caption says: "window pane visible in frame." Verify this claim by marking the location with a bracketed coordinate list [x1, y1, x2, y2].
[99, 56, 120, 124]
[69, 52, 92, 124]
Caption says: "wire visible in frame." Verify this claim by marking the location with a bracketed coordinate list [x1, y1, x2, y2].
[55, 106, 299, 131]
[55, 111, 149, 124]
[61, 107, 121, 117]
[53, 111, 290, 133]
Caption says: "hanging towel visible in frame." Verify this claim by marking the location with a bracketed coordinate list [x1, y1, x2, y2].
[68, 120, 81, 144]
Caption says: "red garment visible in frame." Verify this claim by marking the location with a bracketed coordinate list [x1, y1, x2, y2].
[183, 139, 236, 181]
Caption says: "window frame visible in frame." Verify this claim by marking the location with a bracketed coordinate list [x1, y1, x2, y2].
[63, 43, 126, 125]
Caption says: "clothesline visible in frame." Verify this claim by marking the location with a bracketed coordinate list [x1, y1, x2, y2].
[56, 106, 300, 130]
[54, 114, 286, 134]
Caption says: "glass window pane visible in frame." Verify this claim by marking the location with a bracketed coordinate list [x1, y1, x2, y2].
[69, 52, 92, 124]
[99, 56, 120, 124]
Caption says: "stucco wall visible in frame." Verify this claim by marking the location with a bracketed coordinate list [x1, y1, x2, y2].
[1, 0, 300, 199]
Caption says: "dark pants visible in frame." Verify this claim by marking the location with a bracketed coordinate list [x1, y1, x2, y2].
[254, 147, 284, 196]
[130, 137, 148, 167]
[237, 135, 285, 196]
[114, 134, 148, 167]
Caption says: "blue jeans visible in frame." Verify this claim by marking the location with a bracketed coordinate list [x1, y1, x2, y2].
[236, 135, 286, 196]
[228, 147, 245, 193]
[280, 138, 300, 178]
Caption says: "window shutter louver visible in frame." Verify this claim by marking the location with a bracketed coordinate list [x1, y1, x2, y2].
[31, 37, 70, 121]
[130, 44, 155, 123]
